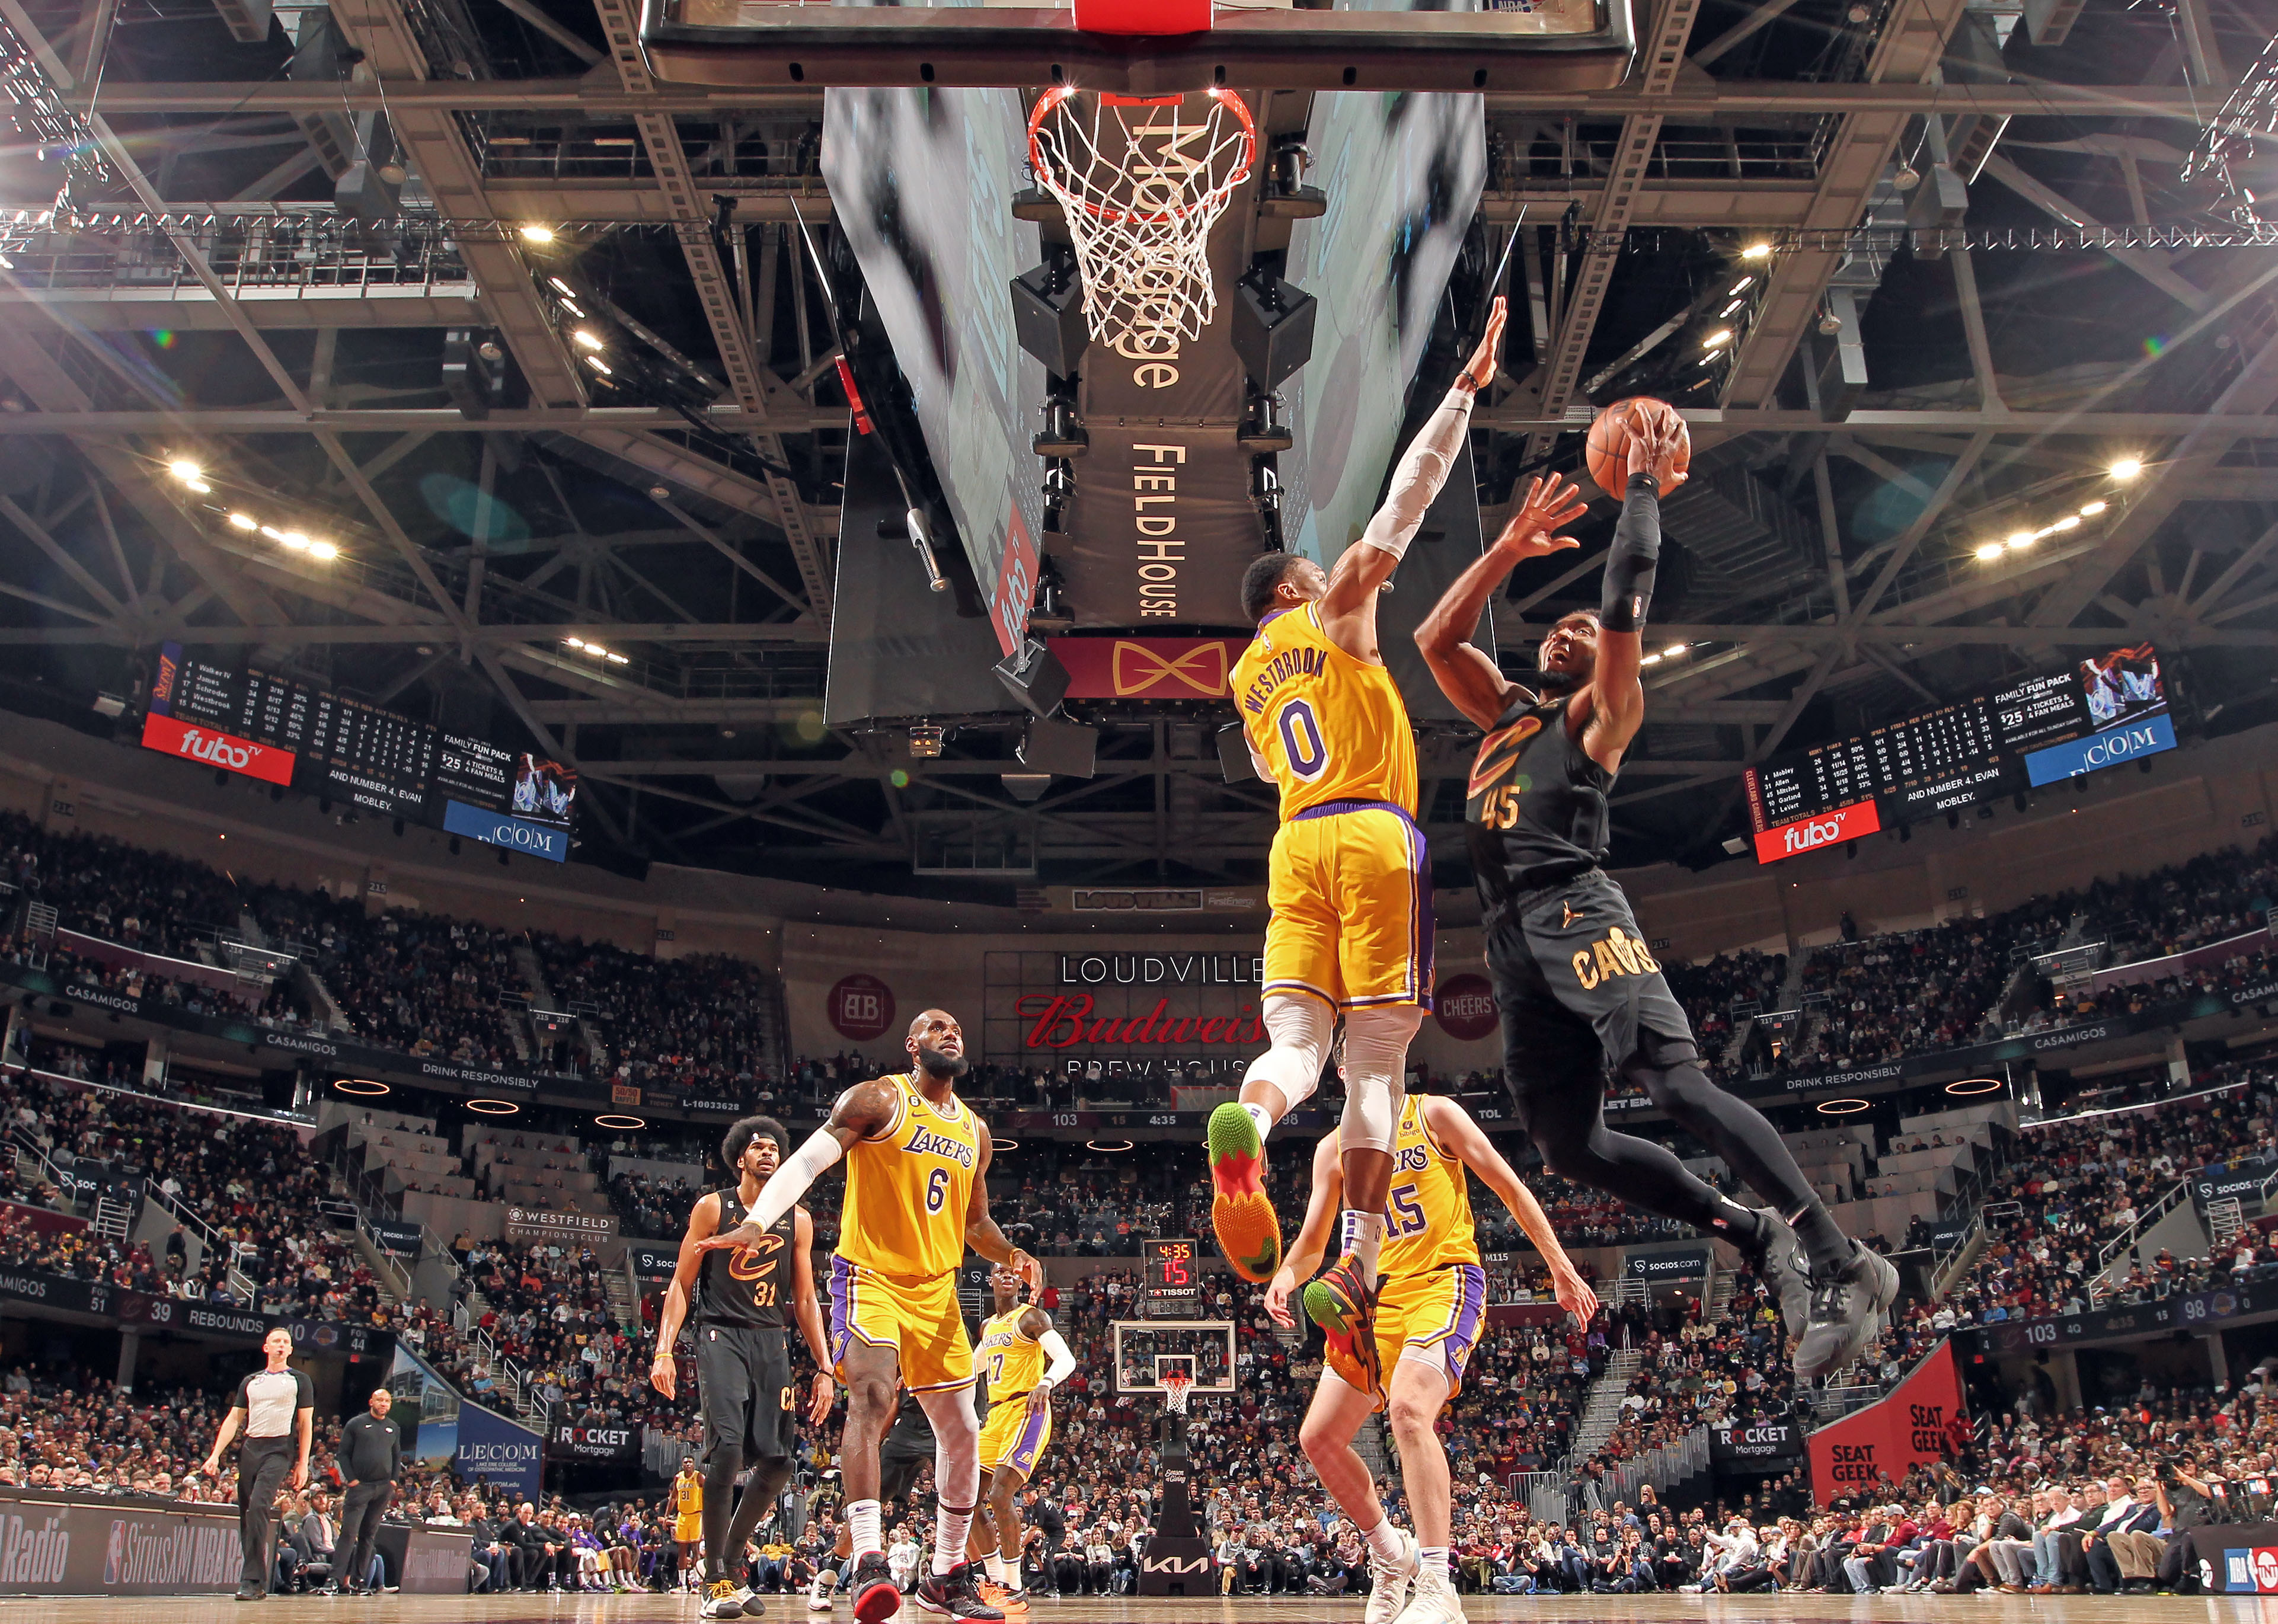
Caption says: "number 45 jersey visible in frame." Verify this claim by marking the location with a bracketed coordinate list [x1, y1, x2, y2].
[1234, 600, 1432, 1011]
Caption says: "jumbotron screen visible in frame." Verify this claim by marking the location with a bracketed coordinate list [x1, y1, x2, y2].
[1744, 644, 2171, 864]
[139, 642, 576, 861]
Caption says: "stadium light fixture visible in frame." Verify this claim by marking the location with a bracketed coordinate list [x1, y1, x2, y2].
[2109, 458, 2143, 480]
[227, 512, 257, 530]
[517, 225, 555, 244]
[309, 541, 339, 561]
[2079, 500, 2108, 516]
[1975, 542, 2006, 561]
[167, 458, 201, 482]
[573, 329, 603, 351]
[1740, 242, 1773, 261]
[1727, 276, 1754, 295]
[1703, 330, 1732, 349]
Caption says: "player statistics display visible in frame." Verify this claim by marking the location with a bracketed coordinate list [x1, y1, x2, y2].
[139, 642, 577, 862]
[1745, 644, 2171, 864]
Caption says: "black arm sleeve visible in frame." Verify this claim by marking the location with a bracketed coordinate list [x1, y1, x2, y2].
[1600, 472, 1663, 633]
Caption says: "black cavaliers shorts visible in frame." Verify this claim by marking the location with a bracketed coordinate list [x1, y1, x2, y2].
[878, 1394, 939, 1507]
[1484, 868, 1699, 1108]
[697, 1322, 796, 1466]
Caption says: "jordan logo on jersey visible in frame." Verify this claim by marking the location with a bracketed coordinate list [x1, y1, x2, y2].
[1570, 926, 1663, 990]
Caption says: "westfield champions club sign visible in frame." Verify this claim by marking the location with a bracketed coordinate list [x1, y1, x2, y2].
[983, 950, 1268, 1077]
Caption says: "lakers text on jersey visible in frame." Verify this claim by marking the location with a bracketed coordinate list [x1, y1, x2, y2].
[829, 1074, 982, 1392]
[975, 1309, 1053, 1478]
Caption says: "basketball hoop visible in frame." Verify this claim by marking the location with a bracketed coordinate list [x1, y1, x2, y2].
[1026, 87, 1256, 353]
[1160, 1369, 1196, 1414]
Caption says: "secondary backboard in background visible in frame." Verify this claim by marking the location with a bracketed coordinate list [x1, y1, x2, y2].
[642, 0, 1635, 95]
[1111, 1319, 1238, 1395]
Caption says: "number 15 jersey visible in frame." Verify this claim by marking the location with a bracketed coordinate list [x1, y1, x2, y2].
[839, 1073, 980, 1281]
[1235, 602, 1417, 820]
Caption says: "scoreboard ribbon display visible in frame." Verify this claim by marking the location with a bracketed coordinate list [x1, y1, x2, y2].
[1745, 644, 2169, 864]
[142, 642, 576, 860]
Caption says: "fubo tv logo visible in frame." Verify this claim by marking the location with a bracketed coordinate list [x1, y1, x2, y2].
[1753, 798, 1881, 864]
[140, 712, 295, 786]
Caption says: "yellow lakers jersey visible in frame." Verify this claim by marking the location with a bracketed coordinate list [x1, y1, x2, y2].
[839, 1072, 981, 1280]
[1234, 601, 1417, 820]
[675, 1476, 702, 1517]
[1381, 1095, 1480, 1277]
[977, 1308, 1044, 1402]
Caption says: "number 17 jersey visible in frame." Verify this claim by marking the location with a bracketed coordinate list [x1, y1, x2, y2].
[1235, 602, 1417, 820]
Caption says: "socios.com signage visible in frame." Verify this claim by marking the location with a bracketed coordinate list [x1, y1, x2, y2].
[441, 798, 568, 863]
[2024, 712, 2177, 787]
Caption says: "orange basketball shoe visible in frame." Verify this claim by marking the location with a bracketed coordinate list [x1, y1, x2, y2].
[1206, 1102, 1281, 1282]
[975, 1581, 1027, 1615]
[1303, 1254, 1382, 1402]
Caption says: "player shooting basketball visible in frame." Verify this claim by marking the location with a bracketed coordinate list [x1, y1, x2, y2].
[1268, 1089, 1595, 1624]
[1206, 298, 1512, 1403]
[1413, 411, 1897, 1385]
[697, 1009, 1041, 1622]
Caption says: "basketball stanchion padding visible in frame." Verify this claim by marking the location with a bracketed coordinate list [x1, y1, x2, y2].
[1071, 0, 1213, 33]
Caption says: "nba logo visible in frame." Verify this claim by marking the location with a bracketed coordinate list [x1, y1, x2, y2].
[104, 1520, 127, 1586]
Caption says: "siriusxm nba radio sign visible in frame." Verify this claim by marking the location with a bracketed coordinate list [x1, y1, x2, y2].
[2024, 713, 2177, 787]
[442, 799, 568, 862]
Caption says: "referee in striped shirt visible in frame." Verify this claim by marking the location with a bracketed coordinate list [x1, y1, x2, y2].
[203, 1327, 315, 1601]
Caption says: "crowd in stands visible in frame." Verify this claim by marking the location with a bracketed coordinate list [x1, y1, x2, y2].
[0, 810, 787, 1093]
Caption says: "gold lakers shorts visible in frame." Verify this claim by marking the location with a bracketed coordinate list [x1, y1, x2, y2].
[1264, 800, 1434, 1009]
[1375, 1262, 1488, 1400]
[976, 1389, 1053, 1478]
[828, 1257, 973, 1392]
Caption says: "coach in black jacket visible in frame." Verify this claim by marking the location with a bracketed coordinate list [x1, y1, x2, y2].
[337, 1388, 404, 1592]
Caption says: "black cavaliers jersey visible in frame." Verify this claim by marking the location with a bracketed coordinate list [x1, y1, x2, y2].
[694, 1188, 792, 1329]
[1464, 692, 1614, 906]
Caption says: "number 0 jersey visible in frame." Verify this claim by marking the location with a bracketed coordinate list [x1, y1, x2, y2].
[1235, 601, 1417, 820]
[695, 1187, 792, 1329]
[1380, 1094, 1480, 1278]
[976, 1308, 1046, 1402]
[838, 1072, 981, 1281]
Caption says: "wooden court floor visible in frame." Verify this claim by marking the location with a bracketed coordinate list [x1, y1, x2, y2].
[7, 1596, 2277, 1620]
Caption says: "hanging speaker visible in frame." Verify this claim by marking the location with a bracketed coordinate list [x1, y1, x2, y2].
[1231, 271, 1317, 393]
[1018, 716, 1097, 778]
[993, 637, 1071, 717]
[1010, 258, 1090, 378]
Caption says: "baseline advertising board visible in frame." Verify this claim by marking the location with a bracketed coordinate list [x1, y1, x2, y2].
[1745, 644, 2170, 862]
[1806, 1340, 1966, 1505]
[142, 642, 574, 861]
[0, 1488, 242, 1594]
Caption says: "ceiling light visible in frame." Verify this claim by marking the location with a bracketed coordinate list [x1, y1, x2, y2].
[1728, 276, 1753, 295]
[1720, 299, 1745, 318]
[1740, 242, 1773, 261]
[185, 479, 211, 493]
[564, 637, 587, 650]
[1641, 653, 1663, 666]
[1662, 643, 1686, 658]
[2079, 500, 2108, 516]
[572, 330, 603, 351]
[558, 299, 584, 318]
[517, 225, 555, 244]
[167, 459, 201, 482]
[2110, 458, 2143, 481]
[259, 525, 285, 541]
[585, 644, 611, 658]
[308, 540, 338, 560]
[1975, 542, 2006, 561]
[548, 276, 575, 295]
[2007, 530, 2033, 546]
[1703, 329, 1731, 349]
[228, 512, 257, 530]
[278, 532, 311, 551]
[2050, 514, 2081, 531]
[586, 356, 611, 374]
[607, 652, 630, 665]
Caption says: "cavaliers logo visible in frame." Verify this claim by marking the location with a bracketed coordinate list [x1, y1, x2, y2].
[728, 1232, 785, 1281]
[1468, 715, 1542, 830]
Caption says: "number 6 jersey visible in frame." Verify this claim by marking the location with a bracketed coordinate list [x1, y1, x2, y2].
[839, 1073, 981, 1280]
[1234, 600, 1417, 819]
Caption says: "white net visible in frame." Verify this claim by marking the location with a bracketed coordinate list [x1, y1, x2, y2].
[1160, 1368, 1195, 1413]
[1026, 87, 1256, 353]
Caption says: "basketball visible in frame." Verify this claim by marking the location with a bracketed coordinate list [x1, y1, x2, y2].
[1584, 395, 1691, 497]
